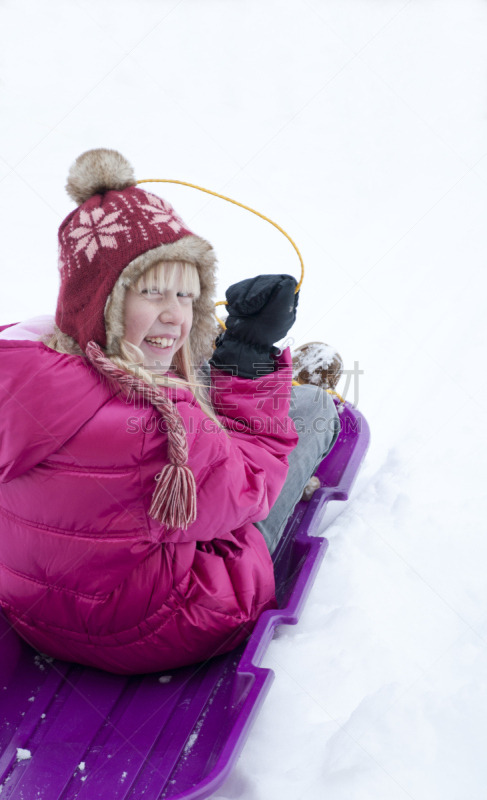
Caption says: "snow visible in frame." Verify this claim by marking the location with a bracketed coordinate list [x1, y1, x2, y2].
[184, 732, 199, 754]
[293, 342, 339, 384]
[1, 1, 486, 798]
[16, 749, 31, 762]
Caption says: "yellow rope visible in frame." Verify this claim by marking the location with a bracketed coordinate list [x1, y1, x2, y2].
[328, 388, 346, 403]
[137, 179, 348, 402]
[136, 178, 304, 331]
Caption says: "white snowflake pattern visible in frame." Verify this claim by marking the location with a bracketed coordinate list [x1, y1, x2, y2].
[68, 207, 129, 262]
[139, 193, 185, 234]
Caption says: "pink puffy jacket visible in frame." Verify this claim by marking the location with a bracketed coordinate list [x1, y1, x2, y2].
[0, 326, 298, 674]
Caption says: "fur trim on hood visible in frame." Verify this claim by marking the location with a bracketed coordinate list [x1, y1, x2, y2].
[104, 236, 219, 366]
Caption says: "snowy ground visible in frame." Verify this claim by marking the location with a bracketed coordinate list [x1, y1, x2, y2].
[1, 1, 487, 798]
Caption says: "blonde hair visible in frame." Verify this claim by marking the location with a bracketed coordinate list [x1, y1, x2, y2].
[108, 261, 221, 425]
[45, 260, 221, 426]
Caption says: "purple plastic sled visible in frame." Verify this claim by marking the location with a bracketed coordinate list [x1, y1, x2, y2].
[0, 401, 369, 800]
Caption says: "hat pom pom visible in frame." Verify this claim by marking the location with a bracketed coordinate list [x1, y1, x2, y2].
[66, 148, 136, 205]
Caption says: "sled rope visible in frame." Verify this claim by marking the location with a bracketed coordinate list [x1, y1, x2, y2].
[136, 179, 304, 331]
[136, 180, 342, 398]
[328, 388, 345, 402]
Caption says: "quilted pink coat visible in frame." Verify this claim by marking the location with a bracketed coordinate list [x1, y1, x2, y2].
[0, 323, 298, 674]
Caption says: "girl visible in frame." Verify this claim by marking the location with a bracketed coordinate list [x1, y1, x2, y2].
[0, 149, 339, 675]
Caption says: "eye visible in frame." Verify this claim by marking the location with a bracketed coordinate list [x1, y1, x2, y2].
[141, 288, 161, 296]
[178, 292, 194, 299]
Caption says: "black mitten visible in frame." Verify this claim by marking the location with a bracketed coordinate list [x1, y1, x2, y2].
[210, 274, 299, 379]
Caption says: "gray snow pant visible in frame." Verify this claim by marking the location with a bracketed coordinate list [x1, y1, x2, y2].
[254, 385, 340, 554]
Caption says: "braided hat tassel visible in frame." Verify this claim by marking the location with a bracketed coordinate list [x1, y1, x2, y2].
[86, 341, 197, 530]
[149, 464, 197, 529]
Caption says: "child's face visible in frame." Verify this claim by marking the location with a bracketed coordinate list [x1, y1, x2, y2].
[123, 265, 194, 372]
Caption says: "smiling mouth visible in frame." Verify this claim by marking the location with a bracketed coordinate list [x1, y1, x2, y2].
[144, 336, 175, 350]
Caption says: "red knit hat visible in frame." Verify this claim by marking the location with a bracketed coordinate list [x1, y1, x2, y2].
[54, 148, 219, 530]
[57, 149, 200, 353]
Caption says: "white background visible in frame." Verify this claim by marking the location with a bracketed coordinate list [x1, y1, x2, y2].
[1, 1, 487, 798]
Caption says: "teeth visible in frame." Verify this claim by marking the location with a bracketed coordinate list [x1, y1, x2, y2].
[145, 337, 175, 348]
